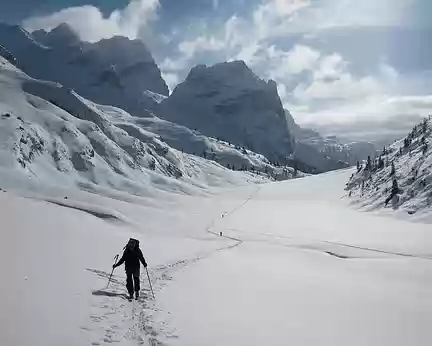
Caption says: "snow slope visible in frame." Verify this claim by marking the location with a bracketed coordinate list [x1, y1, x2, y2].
[0, 166, 432, 346]
[155, 170, 432, 346]
[0, 56, 271, 198]
[346, 117, 432, 220]
[160, 61, 295, 163]
[111, 115, 300, 179]
[1, 168, 431, 346]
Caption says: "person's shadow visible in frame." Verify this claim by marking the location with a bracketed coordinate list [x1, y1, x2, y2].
[92, 289, 129, 300]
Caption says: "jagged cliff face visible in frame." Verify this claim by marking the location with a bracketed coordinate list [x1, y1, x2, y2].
[160, 61, 294, 163]
[0, 23, 169, 117]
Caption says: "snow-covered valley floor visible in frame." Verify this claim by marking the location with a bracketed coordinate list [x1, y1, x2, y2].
[1, 169, 432, 346]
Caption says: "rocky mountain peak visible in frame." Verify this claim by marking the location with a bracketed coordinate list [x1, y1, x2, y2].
[161, 60, 294, 162]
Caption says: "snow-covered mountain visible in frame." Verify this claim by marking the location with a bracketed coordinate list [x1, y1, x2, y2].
[0, 24, 302, 175]
[0, 23, 168, 117]
[0, 54, 302, 198]
[0, 22, 362, 175]
[160, 61, 295, 163]
[285, 110, 376, 172]
[346, 117, 432, 217]
[0, 56, 279, 196]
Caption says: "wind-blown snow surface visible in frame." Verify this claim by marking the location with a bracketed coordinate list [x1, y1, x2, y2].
[1, 169, 431, 346]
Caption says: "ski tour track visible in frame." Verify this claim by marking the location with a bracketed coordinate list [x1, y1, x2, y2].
[84, 185, 432, 345]
[84, 186, 259, 346]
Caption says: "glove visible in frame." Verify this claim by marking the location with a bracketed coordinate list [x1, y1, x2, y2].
[112, 264, 117, 269]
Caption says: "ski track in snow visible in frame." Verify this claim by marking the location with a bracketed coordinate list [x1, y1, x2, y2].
[84, 182, 432, 345]
[83, 186, 259, 345]
[225, 228, 432, 260]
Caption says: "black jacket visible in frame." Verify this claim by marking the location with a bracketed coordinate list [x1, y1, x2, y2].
[115, 248, 147, 272]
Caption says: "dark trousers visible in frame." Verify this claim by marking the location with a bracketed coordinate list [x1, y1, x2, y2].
[126, 268, 140, 295]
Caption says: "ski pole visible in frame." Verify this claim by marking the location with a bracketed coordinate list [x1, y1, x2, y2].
[145, 267, 155, 299]
[107, 254, 119, 288]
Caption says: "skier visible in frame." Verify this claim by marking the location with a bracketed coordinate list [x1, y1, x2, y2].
[385, 179, 400, 206]
[113, 238, 147, 300]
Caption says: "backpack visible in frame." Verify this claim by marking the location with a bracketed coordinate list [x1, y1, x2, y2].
[124, 238, 140, 250]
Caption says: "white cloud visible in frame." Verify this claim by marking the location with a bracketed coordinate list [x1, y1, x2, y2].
[316, 0, 414, 29]
[223, 15, 247, 48]
[232, 41, 263, 66]
[159, 35, 228, 83]
[295, 74, 383, 101]
[253, 0, 311, 38]
[295, 94, 432, 143]
[296, 95, 431, 127]
[379, 63, 399, 84]
[286, 45, 320, 74]
[160, 57, 188, 72]
[291, 52, 385, 103]
[161, 72, 180, 93]
[159, 1, 313, 89]
[23, 0, 159, 42]
[277, 83, 287, 98]
[313, 53, 346, 80]
[267, 44, 320, 80]
[178, 36, 225, 59]
[281, 49, 423, 142]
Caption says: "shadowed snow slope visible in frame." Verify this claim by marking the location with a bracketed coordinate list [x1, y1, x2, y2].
[1, 168, 431, 346]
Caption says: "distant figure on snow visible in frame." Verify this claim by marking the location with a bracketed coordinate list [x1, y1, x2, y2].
[113, 238, 147, 300]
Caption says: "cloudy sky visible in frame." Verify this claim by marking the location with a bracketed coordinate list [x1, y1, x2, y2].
[3, 0, 432, 143]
